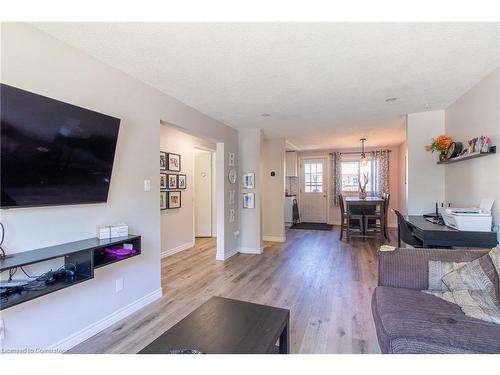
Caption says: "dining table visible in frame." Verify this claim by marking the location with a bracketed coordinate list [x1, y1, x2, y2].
[344, 196, 386, 241]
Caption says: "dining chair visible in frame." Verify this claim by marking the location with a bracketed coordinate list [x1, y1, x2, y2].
[393, 209, 424, 248]
[364, 192, 390, 239]
[338, 194, 364, 241]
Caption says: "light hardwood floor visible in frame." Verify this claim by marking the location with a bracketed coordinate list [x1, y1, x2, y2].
[69, 227, 396, 354]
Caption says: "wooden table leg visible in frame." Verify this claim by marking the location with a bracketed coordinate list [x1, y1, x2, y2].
[279, 321, 289, 354]
[346, 204, 350, 242]
[380, 202, 385, 241]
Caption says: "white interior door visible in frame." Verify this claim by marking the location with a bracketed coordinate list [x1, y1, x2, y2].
[195, 150, 212, 237]
[299, 158, 327, 223]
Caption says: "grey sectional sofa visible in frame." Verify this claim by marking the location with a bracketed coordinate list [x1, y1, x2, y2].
[372, 248, 500, 354]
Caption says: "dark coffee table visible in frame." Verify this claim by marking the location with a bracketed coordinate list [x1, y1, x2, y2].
[139, 296, 290, 354]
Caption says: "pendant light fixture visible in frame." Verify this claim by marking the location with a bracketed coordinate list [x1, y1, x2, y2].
[360, 138, 368, 167]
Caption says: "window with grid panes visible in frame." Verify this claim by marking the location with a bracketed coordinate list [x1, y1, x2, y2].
[303, 162, 323, 193]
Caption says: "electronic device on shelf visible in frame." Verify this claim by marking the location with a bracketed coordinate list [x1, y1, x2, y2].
[442, 199, 494, 232]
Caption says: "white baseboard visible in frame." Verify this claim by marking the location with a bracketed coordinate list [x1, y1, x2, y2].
[239, 247, 263, 254]
[263, 236, 286, 242]
[216, 248, 238, 261]
[161, 240, 195, 258]
[48, 288, 163, 352]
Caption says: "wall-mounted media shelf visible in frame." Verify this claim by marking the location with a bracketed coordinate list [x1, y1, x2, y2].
[437, 146, 496, 165]
[0, 235, 141, 310]
[94, 236, 141, 269]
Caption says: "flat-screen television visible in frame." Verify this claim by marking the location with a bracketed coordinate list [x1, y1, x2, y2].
[1, 84, 121, 208]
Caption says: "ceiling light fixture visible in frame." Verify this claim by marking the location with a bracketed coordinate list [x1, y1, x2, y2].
[385, 97, 397, 102]
[261, 113, 270, 117]
[360, 138, 368, 167]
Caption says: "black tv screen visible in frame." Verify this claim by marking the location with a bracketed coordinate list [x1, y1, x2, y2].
[1, 84, 121, 208]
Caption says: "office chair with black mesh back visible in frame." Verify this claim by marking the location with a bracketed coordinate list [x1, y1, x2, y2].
[393, 209, 424, 248]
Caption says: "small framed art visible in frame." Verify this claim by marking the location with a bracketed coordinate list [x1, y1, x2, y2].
[160, 152, 167, 171]
[243, 192, 255, 209]
[160, 191, 167, 210]
[243, 173, 255, 189]
[167, 153, 181, 172]
[160, 173, 167, 189]
[178, 174, 187, 189]
[167, 174, 178, 189]
[167, 191, 182, 209]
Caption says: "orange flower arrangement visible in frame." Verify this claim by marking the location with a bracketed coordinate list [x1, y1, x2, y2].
[425, 135, 453, 153]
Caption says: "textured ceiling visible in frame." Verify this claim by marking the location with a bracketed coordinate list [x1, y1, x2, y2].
[34, 23, 499, 149]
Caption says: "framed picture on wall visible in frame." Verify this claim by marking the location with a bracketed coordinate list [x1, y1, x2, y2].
[167, 191, 182, 209]
[167, 174, 178, 189]
[243, 173, 255, 189]
[243, 192, 255, 209]
[160, 151, 167, 171]
[160, 173, 168, 189]
[178, 174, 187, 189]
[160, 191, 167, 210]
[167, 153, 181, 172]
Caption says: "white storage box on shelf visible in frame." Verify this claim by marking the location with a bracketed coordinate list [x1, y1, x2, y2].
[97, 225, 111, 240]
[111, 223, 129, 238]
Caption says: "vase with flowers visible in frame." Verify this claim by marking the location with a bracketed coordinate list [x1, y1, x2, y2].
[425, 135, 453, 161]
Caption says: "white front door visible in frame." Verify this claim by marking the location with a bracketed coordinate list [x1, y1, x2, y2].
[194, 150, 212, 237]
[299, 158, 327, 223]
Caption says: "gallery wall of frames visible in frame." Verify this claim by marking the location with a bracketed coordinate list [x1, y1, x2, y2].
[160, 151, 185, 209]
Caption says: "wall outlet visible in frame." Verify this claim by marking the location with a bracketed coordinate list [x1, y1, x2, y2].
[115, 278, 124, 293]
[144, 179, 151, 192]
[234, 230, 240, 239]
[0, 319, 5, 341]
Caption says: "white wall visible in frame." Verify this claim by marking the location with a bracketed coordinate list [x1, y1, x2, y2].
[406, 110, 446, 215]
[445, 67, 500, 237]
[262, 138, 286, 242]
[0, 23, 238, 351]
[238, 128, 263, 253]
[160, 125, 215, 257]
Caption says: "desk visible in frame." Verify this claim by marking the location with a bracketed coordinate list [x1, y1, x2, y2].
[405, 216, 498, 248]
[345, 196, 385, 241]
[139, 296, 290, 354]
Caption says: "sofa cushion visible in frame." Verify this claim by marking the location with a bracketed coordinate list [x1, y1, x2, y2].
[442, 250, 499, 301]
[428, 261, 466, 291]
[372, 286, 500, 354]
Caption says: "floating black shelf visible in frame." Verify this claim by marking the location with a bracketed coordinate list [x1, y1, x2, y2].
[437, 146, 496, 165]
[94, 236, 141, 269]
[0, 273, 92, 310]
[1, 235, 141, 310]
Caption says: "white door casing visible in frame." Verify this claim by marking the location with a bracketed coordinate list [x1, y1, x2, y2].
[299, 157, 327, 223]
[194, 150, 212, 237]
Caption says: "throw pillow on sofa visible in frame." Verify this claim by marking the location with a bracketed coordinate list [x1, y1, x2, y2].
[423, 248, 500, 324]
[442, 248, 499, 302]
[428, 261, 466, 291]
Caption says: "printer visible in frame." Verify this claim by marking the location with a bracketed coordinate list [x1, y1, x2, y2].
[442, 199, 494, 232]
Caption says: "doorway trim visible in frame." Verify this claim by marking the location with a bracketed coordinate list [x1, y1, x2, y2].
[193, 146, 217, 238]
